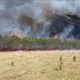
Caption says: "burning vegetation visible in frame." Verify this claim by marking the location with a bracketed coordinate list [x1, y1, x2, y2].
[0, 35, 80, 51]
[53, 34, 60, 40]
[0, 0, 80, 39]
[0, 0, 80, 51]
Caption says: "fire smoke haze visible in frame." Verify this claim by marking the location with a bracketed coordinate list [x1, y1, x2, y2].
[0, 0, 80, 39]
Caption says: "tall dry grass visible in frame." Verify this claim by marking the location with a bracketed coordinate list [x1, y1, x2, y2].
[0, 50, 80, 80]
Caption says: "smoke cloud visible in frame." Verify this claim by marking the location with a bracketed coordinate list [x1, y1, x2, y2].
[0, 0, 80, 39]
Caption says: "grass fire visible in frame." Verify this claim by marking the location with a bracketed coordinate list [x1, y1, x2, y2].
[0, 0, 80, 80]
[0, 35, 79, 51]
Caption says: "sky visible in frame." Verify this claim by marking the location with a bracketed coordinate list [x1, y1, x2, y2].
[0, 0, 79, 39]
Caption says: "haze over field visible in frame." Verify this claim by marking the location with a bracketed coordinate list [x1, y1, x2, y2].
[0, 0, 80, 39]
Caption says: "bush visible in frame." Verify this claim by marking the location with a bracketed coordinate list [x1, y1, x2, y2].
[0, 35, 79, 51]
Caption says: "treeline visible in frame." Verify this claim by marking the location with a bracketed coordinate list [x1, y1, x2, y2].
[0, 35, 80, 51]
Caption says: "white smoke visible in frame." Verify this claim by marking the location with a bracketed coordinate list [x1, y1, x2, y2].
[59, 24, 74, 40]
[0, 0, 80, 38]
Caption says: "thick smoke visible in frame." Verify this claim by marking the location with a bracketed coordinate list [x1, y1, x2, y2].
[0, 0, 80, 39]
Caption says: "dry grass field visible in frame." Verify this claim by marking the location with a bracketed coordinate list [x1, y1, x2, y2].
[0, 50, 80, 80]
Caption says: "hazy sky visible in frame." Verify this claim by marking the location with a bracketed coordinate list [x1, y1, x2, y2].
[0, 0, 79, 38]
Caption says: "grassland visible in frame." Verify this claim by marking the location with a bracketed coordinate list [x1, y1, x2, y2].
[0, 50, 80, 80]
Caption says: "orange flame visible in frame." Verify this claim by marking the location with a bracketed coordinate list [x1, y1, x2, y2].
[53, 34, 59, 40]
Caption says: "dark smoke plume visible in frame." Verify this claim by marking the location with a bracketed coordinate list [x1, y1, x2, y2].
[0, 0, 80, 39]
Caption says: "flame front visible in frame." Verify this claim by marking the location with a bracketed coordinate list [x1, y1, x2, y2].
[53, 34, 59, 40]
